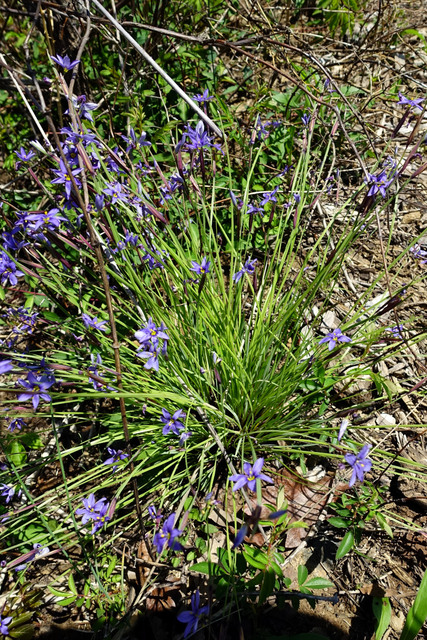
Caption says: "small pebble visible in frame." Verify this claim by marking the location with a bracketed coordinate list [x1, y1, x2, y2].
[376, 413, 397, 426]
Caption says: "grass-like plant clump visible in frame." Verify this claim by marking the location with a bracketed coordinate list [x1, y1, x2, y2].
[0, 1, 426, 639]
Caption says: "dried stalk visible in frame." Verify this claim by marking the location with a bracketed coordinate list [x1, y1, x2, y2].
[89, 0, 224, 140]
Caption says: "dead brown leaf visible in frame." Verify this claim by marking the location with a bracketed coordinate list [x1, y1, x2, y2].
[277, 468, 331, 548]
[145, 586, 178, 612]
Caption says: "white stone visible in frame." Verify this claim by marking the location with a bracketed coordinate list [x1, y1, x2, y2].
[322, 310, 337, 329]
[376, 413, 397, 426]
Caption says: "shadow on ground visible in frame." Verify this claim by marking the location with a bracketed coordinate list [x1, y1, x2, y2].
[36, 598, 369, 640]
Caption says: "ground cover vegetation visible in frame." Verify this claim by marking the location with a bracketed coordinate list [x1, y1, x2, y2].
[0, 0, 426, 638]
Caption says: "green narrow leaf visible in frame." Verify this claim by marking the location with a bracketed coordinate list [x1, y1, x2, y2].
[400, 569, 427, 640]
[304, 577, 335, 590]
[57, 596, 77, 606]
[373, 597, 392, 640]
[298, 564, 309, 586]
[190, 561, 224, 576]
[68, 574, 77, 595]
[336, 530, 354, 560]
[376, 513, 393, 539]
[235, 552, 247, 574]
[259, 568, 276, 604]
[270, 560, 283, 577]
[48, 586, 70, 598]
[242, 547, 268, 570]
[106, 555, 117, 578]
[217, 547, 230, 571]
[7, 623, 35, 639]
[43, 311, 62, 322]
[6, 440, 27, 468]
[24, 295, 34, 309]
[328, 516, 350, 528]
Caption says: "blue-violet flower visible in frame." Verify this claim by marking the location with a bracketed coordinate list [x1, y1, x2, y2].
[153, 513, 182, 554]
[50, 54, 80, 70]
[318, 328, 351, 351]
[177, 590, 210, 638]
[161, 408, 186, 436]
[229, 458, 273, 492]
[344, 444, 372, 487]
[190, 257, 211, 275]
[82, 313, 108, 332]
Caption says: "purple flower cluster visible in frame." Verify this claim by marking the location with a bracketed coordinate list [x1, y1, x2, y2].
[141, 243, 167, 270]
[0, 251, 24, 287]
[51, 159, 82, 200]
[0, 482, 21, 504]
[26, 208, 66, 232]
[87, 353, 116, 391]
[148, 505, 162, 524]
[1, 306, 39, 348]
[15, 146, 36, 169]
[159, 173, 185, 205]
[65, 94, 98, 122]
[180, 121, 222, 153]
[135, 318, 169, 371]
[15, 146, 36, 162]
[409, 244, 427, 264]
[251, 116, 281, 143]
[2, 229, 27, 253]
[385, 325, 404, 337]
[260, 186, 279, 207]
[75, 493, 111, 534]
[11, 542, 50, 571]
[301, 112, 311, 127]
[236, 183, 284, 220]
[103, 181, 129, 205]
[112, 231, 140, 254]
[192, 89, 214, 104]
